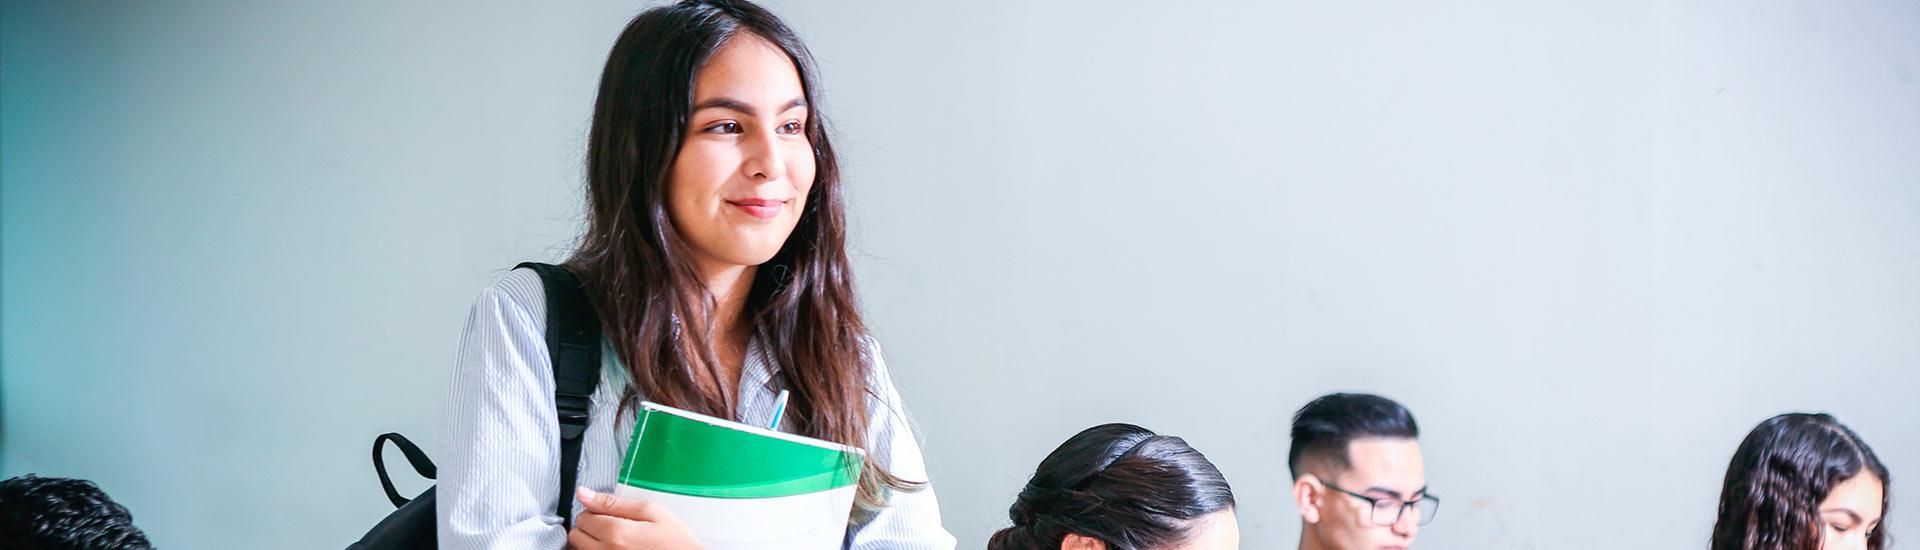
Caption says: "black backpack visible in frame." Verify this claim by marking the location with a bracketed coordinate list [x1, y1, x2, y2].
[351, 263, 604, 549]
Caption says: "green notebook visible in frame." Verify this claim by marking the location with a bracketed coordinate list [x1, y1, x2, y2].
[613, 401, 865, 549]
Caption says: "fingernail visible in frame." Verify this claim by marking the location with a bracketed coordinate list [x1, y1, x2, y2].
[577, 486, 596, 500]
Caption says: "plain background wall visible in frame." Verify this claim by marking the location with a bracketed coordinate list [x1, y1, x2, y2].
[4, 1, 1916, 548]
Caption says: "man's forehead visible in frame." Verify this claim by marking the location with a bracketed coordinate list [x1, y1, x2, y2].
[1340, 437, 1424, 488]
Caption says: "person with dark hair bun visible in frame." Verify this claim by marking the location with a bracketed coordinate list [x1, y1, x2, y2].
[988, 423, 1238, 550]
[0, 474, 153, 549]
[1711, 413, 1891, 550]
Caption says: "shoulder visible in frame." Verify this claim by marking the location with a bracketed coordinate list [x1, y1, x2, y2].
[859, 335, 898, 394]
[451, 267, 553, 378]
[857, 336, 921, 426]
[466, 267, 548, 331]
[492, 266, 549, 318]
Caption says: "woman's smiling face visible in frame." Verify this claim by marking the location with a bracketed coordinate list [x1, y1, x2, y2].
[667, 33, 815, 275]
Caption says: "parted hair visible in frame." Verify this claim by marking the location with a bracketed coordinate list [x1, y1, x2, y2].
[987, 423, 1235, 550]
[1711, 413, 1891, 550]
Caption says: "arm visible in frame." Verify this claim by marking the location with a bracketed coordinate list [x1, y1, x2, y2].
[846, 344, 958, 550]
[437, 280, 570, 550]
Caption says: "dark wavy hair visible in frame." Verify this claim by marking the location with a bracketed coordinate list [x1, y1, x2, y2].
[568, 0, 917, 510]
[0, 475, 153, 549]
[1711, 413, 1891, 550]
[988, 423, 1236, 550]
[1288, 392, 1420, 478]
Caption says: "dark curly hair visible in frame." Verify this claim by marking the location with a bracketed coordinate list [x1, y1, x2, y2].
[1711, 413, 1891, 550]
[987, 423, 1236, 550]
[0, 475, 153, 549]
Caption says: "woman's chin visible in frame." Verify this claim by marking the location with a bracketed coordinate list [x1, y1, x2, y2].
[723, 249, 785, 270]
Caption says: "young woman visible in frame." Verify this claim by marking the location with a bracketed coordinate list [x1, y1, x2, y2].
[435, 1, 954, 548]
[1711, 413, 1891, 550]
[990, 424, 1240, 550]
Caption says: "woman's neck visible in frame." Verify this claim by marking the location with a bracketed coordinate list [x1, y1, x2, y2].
[702, 263, 755, 345]
[694, 261, 756, 398]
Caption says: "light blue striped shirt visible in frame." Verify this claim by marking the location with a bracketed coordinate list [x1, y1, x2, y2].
[437, 267, 956, 549]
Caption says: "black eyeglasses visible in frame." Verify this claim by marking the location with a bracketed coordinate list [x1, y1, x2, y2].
[1322, 481, 1440, 526]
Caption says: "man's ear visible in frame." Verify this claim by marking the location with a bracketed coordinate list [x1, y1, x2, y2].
[1294, 474, 1323, 525]
[1061, 533, 1107, 550]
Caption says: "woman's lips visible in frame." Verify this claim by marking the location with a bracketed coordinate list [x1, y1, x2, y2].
[726, 198, 786, 220]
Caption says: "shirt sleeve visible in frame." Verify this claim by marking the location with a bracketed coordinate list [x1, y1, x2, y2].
[437, 279, 570, 550]
[847, 343, 958, 550]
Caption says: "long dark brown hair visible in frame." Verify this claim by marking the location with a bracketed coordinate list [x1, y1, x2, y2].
[566, 0, 917, 510]
[989, 424, 1237, 550]
[1711, 413, 1891, 550]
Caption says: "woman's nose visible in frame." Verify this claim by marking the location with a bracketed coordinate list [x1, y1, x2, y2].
[740, 132, 785, 182]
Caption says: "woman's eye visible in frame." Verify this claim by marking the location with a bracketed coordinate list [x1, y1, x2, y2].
[704, 122, 741, 134]
[779, 121, 804, 134]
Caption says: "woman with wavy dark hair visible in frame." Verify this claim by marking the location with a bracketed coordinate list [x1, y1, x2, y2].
[990, 424, 1239, 550]
[436, 1, 954, 548]
[1711, 413, 1891, 550]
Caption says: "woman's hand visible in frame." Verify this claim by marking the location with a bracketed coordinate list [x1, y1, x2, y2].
[567, 487, 705, 550]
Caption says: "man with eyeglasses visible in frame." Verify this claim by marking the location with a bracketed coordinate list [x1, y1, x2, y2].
[1288, 393, 1438, 550]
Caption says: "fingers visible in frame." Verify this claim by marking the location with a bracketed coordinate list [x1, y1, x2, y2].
[572, 487, 702, 549]
[573, 509, 625, 540]
[577, 486, 667, 522]
[567, 521, 604, 550]
[574, 509, 690, 549]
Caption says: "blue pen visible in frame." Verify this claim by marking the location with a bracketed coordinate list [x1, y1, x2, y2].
[768, 389, 790, 430]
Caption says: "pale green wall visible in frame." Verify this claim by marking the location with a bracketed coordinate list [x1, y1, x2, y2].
[4, 1, 1916, 548]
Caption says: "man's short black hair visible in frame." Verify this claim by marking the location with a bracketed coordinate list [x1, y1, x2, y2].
[0, 474, 153, 549]
[1288, 393, 1420, 478]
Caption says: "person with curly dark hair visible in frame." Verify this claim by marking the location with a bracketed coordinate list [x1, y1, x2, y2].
[0, 474, 153, 549]
[987, 423, 1238, 550]
[1712, 413, 1892, 550]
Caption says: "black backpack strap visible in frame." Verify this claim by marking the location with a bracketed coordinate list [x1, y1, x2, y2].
[514, 262, 604, 530]
[371, 432, 436, 508]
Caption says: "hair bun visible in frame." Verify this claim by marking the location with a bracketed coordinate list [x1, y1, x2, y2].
[994, 424, 1236, 550]
[987, 522, 1044, 550]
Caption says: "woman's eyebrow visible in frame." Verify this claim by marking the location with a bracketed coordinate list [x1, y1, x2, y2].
[692, 96, 753, 114]
[1820, 508, 1864, 524]
[691, 96, 806, 116]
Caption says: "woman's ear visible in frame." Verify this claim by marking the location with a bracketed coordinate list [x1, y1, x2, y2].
[1061, 533, 1108, 550]
[1294, 475, 1323, 525]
